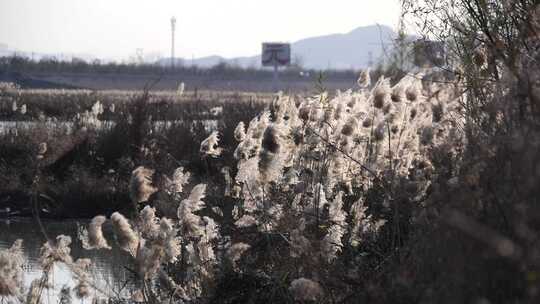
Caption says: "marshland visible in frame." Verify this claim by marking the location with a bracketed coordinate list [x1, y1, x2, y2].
[1, 0, 540, 303]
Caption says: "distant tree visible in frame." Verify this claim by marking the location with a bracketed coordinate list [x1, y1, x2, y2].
[291, 53, 305, 70]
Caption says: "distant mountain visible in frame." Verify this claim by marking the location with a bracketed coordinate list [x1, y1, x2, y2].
[288, 24, 397, 69]
[2, 24, 400, 70]
[160, 24, 398, 70]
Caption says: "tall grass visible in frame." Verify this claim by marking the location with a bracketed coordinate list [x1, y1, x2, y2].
[1, 66, 466, 303]
[2, 1, 540, 300]
[0, 86, 266, 218]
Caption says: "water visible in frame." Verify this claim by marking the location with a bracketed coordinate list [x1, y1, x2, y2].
[0, 119, 219, 135]
[0, 217, 135, 302]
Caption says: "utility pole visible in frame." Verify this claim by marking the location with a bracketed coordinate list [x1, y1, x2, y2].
[171, 16, 176, 69]
[272, 64, 279, 91]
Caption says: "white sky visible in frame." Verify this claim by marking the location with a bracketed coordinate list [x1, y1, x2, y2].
[0, 0, 401, 60]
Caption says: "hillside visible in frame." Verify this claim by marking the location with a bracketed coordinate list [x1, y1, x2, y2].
[161, 24, 398, 70]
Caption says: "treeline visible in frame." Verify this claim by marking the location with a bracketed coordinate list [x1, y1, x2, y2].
[0, 55, 360, 80]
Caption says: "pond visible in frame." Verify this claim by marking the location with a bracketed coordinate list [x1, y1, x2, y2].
[0, 217, 135, 303]
[0, 119, 219, 136]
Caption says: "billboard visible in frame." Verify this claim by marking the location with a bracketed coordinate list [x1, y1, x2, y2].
[262, 43, 291, 67]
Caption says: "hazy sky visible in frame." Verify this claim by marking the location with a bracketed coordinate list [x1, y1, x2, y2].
[0, 0, 401, 60]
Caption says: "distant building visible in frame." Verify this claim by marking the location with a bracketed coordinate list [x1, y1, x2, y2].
[0, 43, 7, 50]
[413, 39, 446, 68]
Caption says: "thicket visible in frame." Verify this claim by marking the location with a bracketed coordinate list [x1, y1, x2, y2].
[0, 87, 266, 218]
[1, 1, 540, 303]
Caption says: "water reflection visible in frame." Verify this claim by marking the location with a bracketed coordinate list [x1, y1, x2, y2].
[0, 217, 134, 302]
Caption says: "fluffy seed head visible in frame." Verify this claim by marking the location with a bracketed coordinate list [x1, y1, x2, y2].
[261, 125, 280, 154]
[391, 84, 404, 102]
[200, 131, 223, 157]
[227, 242, 251, 267]
[130, 166, 157, 204]
[140, 206, 160, 239]
[357, 68, 371, 88]
[410, 107, 418, 120]
[362, 117, 373, 128]
[111, 212, 139, 255]
[235, 215, 258, 228]
[406, 85, 420, 102]
[234, 122, 247, 142]
[373, 78, 391, 109]
[0, 239, 24, 297]
[177, 184, 207, 237]
[39, 235, 73, 270]
[81, 215, 111, 250]
[166, 167, 191, 194]
[298, 105, 310, 121]
[73, 258, 92, 298]
[341, 117, 358, 136]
